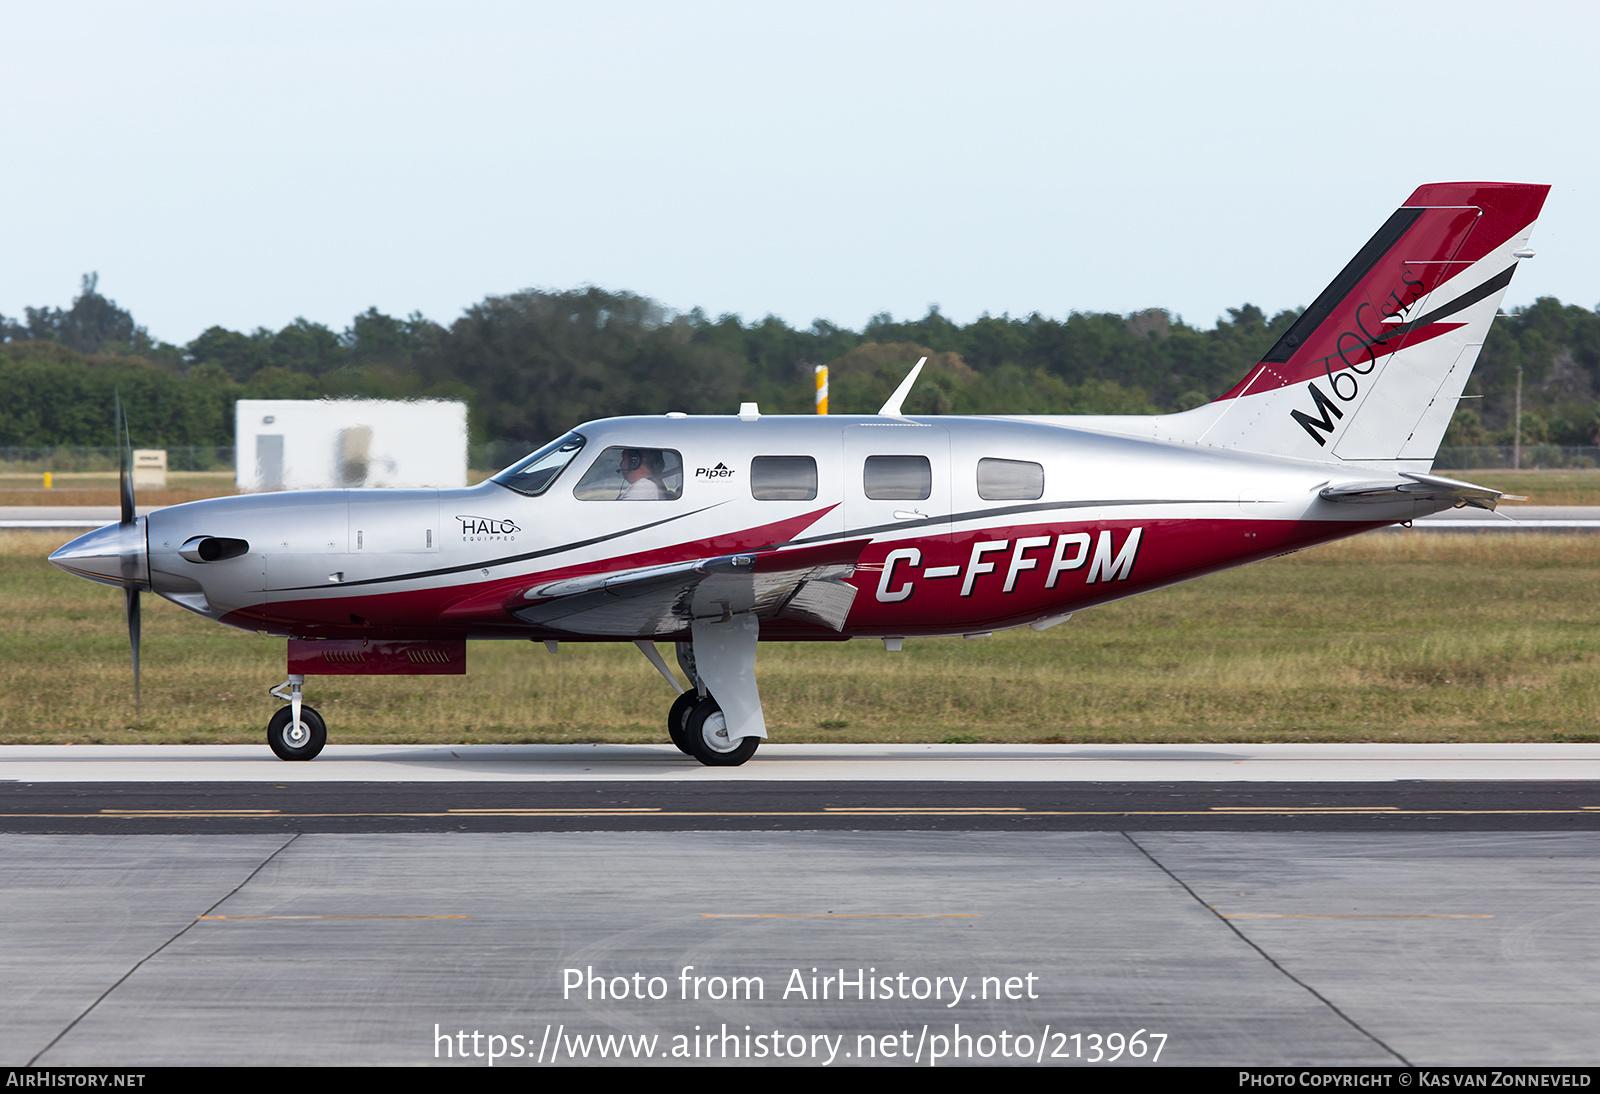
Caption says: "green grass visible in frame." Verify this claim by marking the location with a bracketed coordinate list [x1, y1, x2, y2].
[6, 529, 1600, 745]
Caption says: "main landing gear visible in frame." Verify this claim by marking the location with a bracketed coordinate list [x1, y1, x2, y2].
[667, 690, 697, 755]
[268, 674, 326, 761]
[665, 690, 761, 766]
[638, 621, 766, 767]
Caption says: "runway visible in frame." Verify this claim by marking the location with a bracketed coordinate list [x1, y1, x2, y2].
[5, 745, 1599, 1068]
[1390, 504, 1600, 530]
[5, 780, 1600, 834]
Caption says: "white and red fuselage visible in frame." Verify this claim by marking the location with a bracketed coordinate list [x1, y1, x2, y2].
[49, 181, 1551, 761]
[134, 414, 1406, 642]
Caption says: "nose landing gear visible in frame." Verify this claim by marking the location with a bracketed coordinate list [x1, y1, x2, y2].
[268, 674, 326, 761]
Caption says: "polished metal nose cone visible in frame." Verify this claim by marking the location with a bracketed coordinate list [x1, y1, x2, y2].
[48, 518, 149, 589]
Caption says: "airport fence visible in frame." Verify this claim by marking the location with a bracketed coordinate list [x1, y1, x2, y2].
[0, 443, 537, 477]
[1433, 445, 1600, 470]
[0, 446, 236, 474]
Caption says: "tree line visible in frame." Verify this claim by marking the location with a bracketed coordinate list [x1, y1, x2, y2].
[2, 274, 1597, 451]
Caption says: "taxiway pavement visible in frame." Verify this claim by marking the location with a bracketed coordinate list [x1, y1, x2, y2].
[5, 744, 1599, 1068]
[5, 741, 1600, 782]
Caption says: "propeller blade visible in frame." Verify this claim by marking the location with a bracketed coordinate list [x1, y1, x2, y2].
[114, 391, 140, 712]
[125, 586, 141, 715]
[116, 391, 135, 525]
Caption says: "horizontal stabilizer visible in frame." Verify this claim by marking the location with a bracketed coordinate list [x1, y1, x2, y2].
[1319, 471, 1503, 510]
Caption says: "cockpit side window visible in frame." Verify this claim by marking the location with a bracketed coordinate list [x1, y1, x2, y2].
[491, 432, 586, 497]
[573, 447, 684, 500]
[751, 456, 818, 500]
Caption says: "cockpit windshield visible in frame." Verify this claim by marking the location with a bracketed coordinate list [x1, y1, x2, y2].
[490, 432, 586, 497]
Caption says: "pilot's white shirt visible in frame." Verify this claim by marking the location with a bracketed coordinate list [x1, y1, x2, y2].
[619, 477, 663, 500]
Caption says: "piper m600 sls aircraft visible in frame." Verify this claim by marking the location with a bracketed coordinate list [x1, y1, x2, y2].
[50, 182, 1549, 765]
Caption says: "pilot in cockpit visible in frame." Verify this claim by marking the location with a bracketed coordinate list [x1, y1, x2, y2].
[617, 448, 667, 500]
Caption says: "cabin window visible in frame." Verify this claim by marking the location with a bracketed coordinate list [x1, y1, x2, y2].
[492, 432, 586, 497]
[977, 458, 1044, 501]
[751, 456, 818, 501]
[864, 455, 931, 501]
[572, 447, 684, 500]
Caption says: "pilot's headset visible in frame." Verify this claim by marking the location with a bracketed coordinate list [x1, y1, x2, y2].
[620, 449, 645, 473]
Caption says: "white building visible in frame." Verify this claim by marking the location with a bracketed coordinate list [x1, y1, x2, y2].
[235, 399, 468, 491]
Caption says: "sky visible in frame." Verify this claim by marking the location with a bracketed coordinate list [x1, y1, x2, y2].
[2, 1, 1596, 345]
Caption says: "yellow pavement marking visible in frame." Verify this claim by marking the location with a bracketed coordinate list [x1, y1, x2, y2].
[824, 806, 1026, 814]
[1210, 806, 1399, 812]
[824, 806, 1027, 811]
[100, 809, 281, 816]
[447, 807, 661, 815]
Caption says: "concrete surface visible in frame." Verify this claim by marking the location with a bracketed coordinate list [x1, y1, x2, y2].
[6, 831, 1598, 1067]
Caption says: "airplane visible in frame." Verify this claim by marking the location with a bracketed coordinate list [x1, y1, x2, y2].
[48, 181, 1549, 766]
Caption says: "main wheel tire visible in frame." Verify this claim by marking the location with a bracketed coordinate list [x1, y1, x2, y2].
[684, 696, 760, 767]
[667, 690, 698, 755]
[267, 705, 327, 761]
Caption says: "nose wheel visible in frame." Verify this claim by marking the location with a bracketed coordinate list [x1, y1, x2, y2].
[267, 705, 326, 761]
[267, 673, 326, 761]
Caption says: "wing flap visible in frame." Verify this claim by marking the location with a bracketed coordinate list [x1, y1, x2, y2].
[511, 540, 867, 636]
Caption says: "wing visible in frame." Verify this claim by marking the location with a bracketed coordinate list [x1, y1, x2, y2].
[1319, 471, 1510, 511]
[509, 540, 867, 636]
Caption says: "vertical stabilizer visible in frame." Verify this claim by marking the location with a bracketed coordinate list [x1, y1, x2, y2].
[1026, 182, 1550, 470]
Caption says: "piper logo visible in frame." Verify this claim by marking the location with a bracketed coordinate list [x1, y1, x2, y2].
[695, 463, 735, 479]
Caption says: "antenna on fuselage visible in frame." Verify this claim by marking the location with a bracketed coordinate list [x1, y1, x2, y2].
[878, 356, 927, 417]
